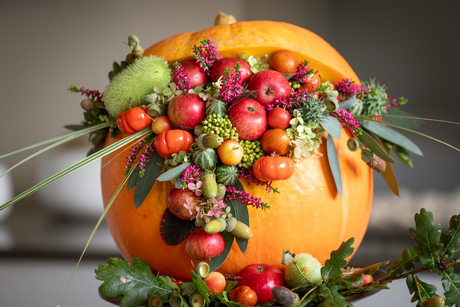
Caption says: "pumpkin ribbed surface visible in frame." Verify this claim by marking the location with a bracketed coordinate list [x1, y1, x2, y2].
[101, 20, 372, 282]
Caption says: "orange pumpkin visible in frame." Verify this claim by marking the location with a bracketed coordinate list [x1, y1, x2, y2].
[101, 20, 372, 282]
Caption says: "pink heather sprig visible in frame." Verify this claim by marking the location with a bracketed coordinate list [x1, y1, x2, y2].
[238, 168, 279, 194]
[225, 186, 270, 210]
[124, 138, 148, 174]
[193, 38, 222, 76]
[138, 143, 155, 177]
[173, 62, 191, 92]
[219, 63, 243, 104]
[265, 89, 312, 111]
[291, 60, 314, 83]
[385, 96, 398, 109]
[179, 164, 202, 189]
[79, 86, 103, 102]
[334, 79, 372, 100]
[331, 109, 362, 137]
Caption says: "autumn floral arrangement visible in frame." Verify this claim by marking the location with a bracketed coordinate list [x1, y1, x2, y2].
[1, 14, 460, 307]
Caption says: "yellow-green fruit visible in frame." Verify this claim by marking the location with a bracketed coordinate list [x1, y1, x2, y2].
[201, 173, 218, 198]
[285, 253, 322, 288]
[204, 218, 226, 234]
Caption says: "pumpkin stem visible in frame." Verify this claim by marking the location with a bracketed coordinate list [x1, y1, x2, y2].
[215, 12, 237, 26]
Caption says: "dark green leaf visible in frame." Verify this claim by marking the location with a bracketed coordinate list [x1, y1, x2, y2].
[357, 130, 396, 163]
[386, 248, 418, 277]
[316, 284, 352, 307]
[441, 214, 460, 258]
[159, 209, 197, 246]
[326, 135, 342, 197]
[127, 166, 140, 191]
[209, 231, 234, 272]
[321, 116, 342, 139]
[361, 120, 423, 156]
[338, 96, 356, 110]
[409, 209, 443, 269]
[321, 238, 354, 283]
[227, 180, 250, 254]
[133, 152, 164, 209]
[394, 145, 414, 168]
[191, 271, 211, 305]
[157, 163, 191, 181]
[95, 257, 172, 307]
[383, 108, 427, 129]
[380, 160, 400, 197]
[442, 268, 460, 306]
[406, 274, 439, 304]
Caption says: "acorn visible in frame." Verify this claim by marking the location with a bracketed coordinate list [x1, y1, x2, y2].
[360, 148, 375, 163]
[201, 173, 218, 198]
[190, 293, 206, 307]
[226, 217, 253, 240]
[148, 295, 163, 307]
[204, 218, 227, 234]
[367, 155, 386, 172]
[80, 99, 93, 111]
[194, 124, 204, 136]
[272, 286, 300, 307]
[421, 296, 445, 307]
[195, 261, 210, 278]
[347, 138, 360, 152]
[197, 134, 223, 150]
[215, 184, 226, 200]
[169, 296, 181, 307]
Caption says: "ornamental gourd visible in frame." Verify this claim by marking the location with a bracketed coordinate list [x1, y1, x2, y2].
[101, 20, 373, 282]
[252, 156, 295, 182]
[153, 129, 194, 158]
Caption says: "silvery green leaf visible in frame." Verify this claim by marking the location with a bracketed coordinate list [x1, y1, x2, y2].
[327, 135, 342, 197]
[157, 163, 191, 182]
[338, 96, 356, 110]
[321, 116, 342, 139]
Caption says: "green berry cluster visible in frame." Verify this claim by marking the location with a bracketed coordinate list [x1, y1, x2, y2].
[201, 114, 239, 140]
[238, 139, 264, 168]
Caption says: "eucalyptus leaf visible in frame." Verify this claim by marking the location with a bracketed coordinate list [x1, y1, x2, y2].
[338, 96, 356, 110]
[326, 135, 342, 197]
[321, 116, 342, 139]
[361, 120, 423, 156]
[208, 231, 234, 272]
[383, 108, 426, 129]
[175, 177, 181, 189]
[157, 163, 191, 182]
[357, 130, 396, 163]
[227, 180, 250, 254]
[126, 166, 139, 191]
[133, 152, 164, 209]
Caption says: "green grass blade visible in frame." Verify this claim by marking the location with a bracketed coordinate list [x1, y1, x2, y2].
[0, 122, 113, 160]
[0, 122, 114, 178]
[358, 117, 460, 153]
[57, 161, 137, 307]
[357, 114, 460, 126]
[0, 128, 152, 211]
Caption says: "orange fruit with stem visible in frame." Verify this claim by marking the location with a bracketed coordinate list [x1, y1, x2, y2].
[268, 49, 298, 74]
[260, 128, 291, 156]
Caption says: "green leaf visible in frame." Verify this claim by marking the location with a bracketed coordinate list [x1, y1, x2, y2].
[338, 96, 356, 110]
[133, 152, 164, 209]
[361, 120, 423, 156]
[406, 274, 439, 304]
[409, 208, 443, 269]
[127, 166, 139, 191]
[321, 116, 342, 139]
[442, 268, 460, 306]
[321, 238, 354, 283]
[191, 271, 211, 305]
[341, 262, 388, 283]
[1, 128, 151, 211]
[326, 135, 342, 197]
[227, 180, 250, 254]
[357, 130, 396, 163]
[95, 257, 172, 307]
[382, 108, 427, 129]
[209, 231, 234, 272]
[316, 284, 352, 307]
[157, 163, 191, 181]
[441, 214, 460, 258]
[380, 160, 400, 197]
[386, 248, 418, 277]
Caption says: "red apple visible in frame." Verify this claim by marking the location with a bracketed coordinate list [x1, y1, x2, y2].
[167, 93, 206, 129]
[248, 70, 291, 107]
[151, 115, 172, 134]
[227, 98, 267, 141]
[180, 59, 209, 88]
[217, 139, 244, 165]
[235, 264, 287, 305]
[185, 230, 225, 260]
[210, 58, 253, 84]
[203, 271, 226, 294]
[167, 188, 201, 220]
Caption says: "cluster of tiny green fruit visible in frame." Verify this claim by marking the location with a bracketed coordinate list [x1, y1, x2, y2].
[201, 114, 239, 141]
[238, 140, 265, 168]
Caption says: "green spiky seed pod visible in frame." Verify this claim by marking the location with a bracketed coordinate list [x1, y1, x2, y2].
[103, 56, 171, 117]
[201, 173, 218, 198]
[193, 148, 217, 170]
[216, 164, 239, 186]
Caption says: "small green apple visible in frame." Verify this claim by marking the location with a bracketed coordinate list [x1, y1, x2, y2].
[285, 253, 322, 288]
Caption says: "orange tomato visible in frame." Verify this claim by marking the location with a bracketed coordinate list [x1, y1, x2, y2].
[268, 49, 298, 74]
[252, 156, 295, 181]
[153, 129, 194, 158]
[229, 286, 258, 306]
[260, 129, 291, 156]
[116, 106, 152, 134]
